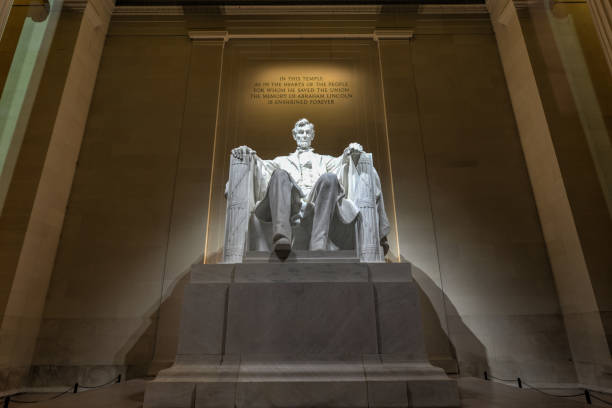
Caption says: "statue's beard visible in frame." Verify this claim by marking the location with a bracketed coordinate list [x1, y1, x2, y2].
[296, 140, 312, 150]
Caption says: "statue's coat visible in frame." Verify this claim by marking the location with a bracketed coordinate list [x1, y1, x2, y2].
[247, 148, 390, 243]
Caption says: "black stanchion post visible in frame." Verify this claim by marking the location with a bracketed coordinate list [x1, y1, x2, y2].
[73, 383, 78, 394]
[484, 371, 488, 381]
[117, 374, 122, 383]
[584, 389, 592, 404]
[517, 378, 522, 388]
[4, 396, 9, 408]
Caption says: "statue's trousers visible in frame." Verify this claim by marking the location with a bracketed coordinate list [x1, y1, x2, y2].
[265, 169, 340, 250]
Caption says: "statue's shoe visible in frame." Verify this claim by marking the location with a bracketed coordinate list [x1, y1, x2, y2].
[273, 237, 291, 259]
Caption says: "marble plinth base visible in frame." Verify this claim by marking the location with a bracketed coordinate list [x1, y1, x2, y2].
[144, 263, 460, 408]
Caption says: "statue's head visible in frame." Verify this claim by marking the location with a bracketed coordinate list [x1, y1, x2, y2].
[292, 118, 315, 150]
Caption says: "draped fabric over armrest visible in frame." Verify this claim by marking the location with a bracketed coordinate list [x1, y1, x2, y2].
[223, 154, 256, 264]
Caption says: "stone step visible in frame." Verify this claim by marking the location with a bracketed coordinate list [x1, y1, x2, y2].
[243, 250, 359, 263]
[145, 359, 459, 408]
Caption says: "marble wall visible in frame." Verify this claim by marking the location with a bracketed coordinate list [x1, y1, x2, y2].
[15, 7, 582, 388]
[379, 24, 575, 383]
[30, 27, 224, 386]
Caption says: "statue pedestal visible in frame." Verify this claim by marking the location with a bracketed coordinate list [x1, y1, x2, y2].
[144, 263, 460, 408]
[243, 250, 359, 263]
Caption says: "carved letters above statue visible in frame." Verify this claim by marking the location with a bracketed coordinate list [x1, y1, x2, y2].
[223, 118, 390, 263]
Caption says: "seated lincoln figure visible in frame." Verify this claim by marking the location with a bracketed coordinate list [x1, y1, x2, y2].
[228, 118, 390, 259]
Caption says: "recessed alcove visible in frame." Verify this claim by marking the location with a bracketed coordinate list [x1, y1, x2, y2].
[0, 0, 611, 405]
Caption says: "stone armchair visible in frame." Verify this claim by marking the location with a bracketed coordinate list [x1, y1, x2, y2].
[222, 152, 387, 263]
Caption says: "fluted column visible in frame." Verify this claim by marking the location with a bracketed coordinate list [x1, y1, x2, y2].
[587, 0, 612, 75]
[0, 0, 114, 391]
[0, 0, 13, 42]
[486, 0, 612, 389]
[223, 154, 253, 263]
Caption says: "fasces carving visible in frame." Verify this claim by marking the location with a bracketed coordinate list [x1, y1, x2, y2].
[223, 118, 389, 263]
[223, 155, 254, 264]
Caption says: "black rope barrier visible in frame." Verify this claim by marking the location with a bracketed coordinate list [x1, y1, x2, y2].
[483, 371, 612, 405]
[591, 393, 612, 406]
[522, 380, 585, 398]
[0, 374, 121, 406]
[487, 373, 515, 382]
[8, 387, 72, 404]
[487, 373, 523, 389]
[78, 374, 121, 389]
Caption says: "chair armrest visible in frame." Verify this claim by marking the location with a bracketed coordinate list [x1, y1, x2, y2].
[223, 153, 255, 263]
[353, 153, 385, 262]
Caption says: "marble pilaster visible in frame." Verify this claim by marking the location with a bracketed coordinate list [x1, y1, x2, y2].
[587, 0, 612, 75]
[486, 0, 612, 388]
[0, 0, 114, 390]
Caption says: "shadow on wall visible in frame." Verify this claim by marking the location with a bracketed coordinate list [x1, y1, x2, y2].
[401, 255, 489, 377]
[116, 254, 208, 379]
[118, 254, 488, 379]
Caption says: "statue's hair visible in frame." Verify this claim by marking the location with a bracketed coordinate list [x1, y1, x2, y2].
[292, 118, 315, 139]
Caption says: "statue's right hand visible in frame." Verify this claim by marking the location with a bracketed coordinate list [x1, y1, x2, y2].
[231, 145, 256, 161]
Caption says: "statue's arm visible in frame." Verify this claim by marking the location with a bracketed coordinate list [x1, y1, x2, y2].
[330, 142, 365, 169]
[229, 145, 277, 173]
[227, 146, 274, 202]
[231, 145, 256, 161]
[344, 142, 365, 162]
[324, 142, 362, 172]
[254, 154, 277, 171]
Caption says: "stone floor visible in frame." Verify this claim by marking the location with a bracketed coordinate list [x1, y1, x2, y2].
[6, 377, 609, 407]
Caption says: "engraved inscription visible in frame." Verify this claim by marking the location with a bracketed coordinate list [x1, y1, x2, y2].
[250, 75, 353, 105]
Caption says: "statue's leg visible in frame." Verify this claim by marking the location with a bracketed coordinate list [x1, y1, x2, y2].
[268, 169, 293, 247]
[309, 173, 340, 251]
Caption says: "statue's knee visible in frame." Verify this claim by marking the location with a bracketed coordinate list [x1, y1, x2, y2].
[271, 169, 291, 181]
[320, 173, 339, 187]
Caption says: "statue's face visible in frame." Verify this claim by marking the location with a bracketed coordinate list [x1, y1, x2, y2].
[293, 124, 314, 149]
